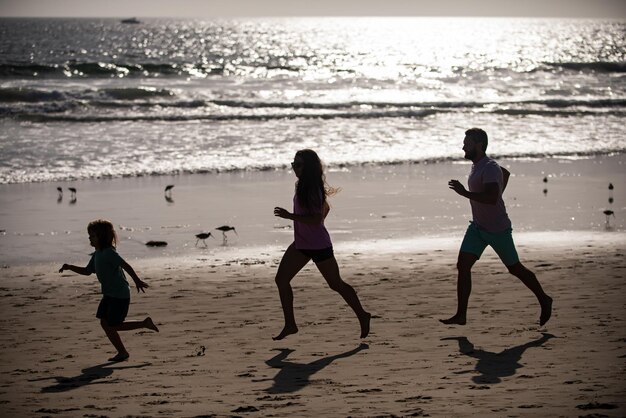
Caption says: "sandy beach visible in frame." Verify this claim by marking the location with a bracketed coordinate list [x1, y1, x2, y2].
[0, 155, 625, 417]
[0, 230, 624, 417]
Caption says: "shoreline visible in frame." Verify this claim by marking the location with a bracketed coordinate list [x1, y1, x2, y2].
[1, 153, 624, 267]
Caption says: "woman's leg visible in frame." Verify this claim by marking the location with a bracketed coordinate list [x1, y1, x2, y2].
[315, 257, 371, 338]
[273, 243, 311, 340]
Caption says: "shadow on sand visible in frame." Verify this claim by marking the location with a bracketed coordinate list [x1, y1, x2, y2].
[265, 343, 368, 394]
[31, 361, 152, 393]
[441, 333, 555, 384]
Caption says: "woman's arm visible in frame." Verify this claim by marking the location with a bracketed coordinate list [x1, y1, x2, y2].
[58, 264, 91, 275]
[274, 207, 324, 225]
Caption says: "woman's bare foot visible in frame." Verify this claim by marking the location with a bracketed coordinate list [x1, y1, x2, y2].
[359, 312, 371, 338]
[144, 317, 159, 332]
[439, 315, 466, 325]
[539, 296, 553, 326]
[272, 325, 298, 341]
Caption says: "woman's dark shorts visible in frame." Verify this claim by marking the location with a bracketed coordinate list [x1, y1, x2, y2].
[298, 247, 334, 263]
[96, 296, 130, 326]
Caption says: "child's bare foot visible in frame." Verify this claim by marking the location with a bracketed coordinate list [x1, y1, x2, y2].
[359, 312, 371, 338]
[272, 325, 298, 340]
[439, 315, 466, 325]
[539, 296, 553, 326]
[108, 352, 129, 362]
[144, 317, 159, 332]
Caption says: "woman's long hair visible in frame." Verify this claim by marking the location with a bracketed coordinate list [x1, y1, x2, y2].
[295, 149, 338, 212]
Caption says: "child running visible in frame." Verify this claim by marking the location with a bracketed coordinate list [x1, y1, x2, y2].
[272, 149, 371, 340]
[59, 219, 159, 362]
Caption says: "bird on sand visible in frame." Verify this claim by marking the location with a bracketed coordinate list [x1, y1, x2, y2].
[195, 232, 214, 247]
[543, 177, 548, 183]
[608, 183, 614, 190]
[165, 185, 174, 193]
[603, 209, 615, 227]
[215, 225, 237, 243]
[68, 187, 77, 204]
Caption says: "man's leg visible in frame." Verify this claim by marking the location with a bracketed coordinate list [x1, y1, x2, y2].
[440, 251, 479, 325]
[507, 262, 553, 326]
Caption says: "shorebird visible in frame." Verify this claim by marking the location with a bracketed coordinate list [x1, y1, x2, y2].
[56, 187, 63, 202]
[608, 183, 614, 190]
[68, 187, 77, 204]
[603, 209, 615, 227]
[215, 225, 237, 243]
[543, 177, 548, 183]
[165, 185, 174, 193]
[195, 232, 214, 247]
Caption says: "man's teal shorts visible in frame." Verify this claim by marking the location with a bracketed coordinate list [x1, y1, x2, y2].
[460, 222, 520, 266]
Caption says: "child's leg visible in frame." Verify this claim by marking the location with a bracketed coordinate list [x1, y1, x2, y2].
[112, 317, 159, 332]
[273, 243, 310, 340]
[101, 319, 129, 359]
[315, 257, 371, 338]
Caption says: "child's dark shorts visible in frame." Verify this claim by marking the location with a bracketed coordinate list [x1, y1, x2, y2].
[96, 296, 130, 326]
[297, 247, 334, 263]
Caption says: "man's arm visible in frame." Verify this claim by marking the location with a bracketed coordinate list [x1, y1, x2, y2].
[501, 167, 510, 193]
[448, 180, 500, 205]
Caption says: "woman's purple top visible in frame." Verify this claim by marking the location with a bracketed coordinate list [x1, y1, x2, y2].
[293, 194, 332, 250]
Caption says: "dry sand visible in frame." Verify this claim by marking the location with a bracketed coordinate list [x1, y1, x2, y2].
[1, 231, 624, 417]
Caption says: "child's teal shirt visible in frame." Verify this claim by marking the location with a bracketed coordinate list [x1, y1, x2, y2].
[86, 247, 131, 299]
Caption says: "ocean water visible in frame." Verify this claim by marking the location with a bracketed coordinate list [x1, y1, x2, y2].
[0, 17, 625, 184]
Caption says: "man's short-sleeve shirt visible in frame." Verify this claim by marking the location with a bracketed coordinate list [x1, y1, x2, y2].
[467, 157, 512, 233]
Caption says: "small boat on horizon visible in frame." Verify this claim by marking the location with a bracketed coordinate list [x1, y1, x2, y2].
[121, 17, 141, 24]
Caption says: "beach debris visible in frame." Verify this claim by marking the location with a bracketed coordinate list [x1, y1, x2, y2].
[146, 240, 168, 247]
[196, 345, 206, 356]
[542, 176, 548, 183]
[195, 232, 214, 247]
[543, 188, 548, 196]
[215, 225, 237, 243]
[232, 406, 259, 413]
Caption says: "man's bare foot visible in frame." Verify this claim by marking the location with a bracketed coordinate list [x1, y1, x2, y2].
[144, 317, 159, 332]
[439, 315, 466, 325]
[539, 296, 552, 326]
[272, 325, 298, 341]
[359, 312, 371, 338]
[108, 352, 129, 362]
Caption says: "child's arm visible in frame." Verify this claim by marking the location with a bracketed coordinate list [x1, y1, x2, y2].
[59, 264, 91, 275]
[120, 260, 149, 293]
